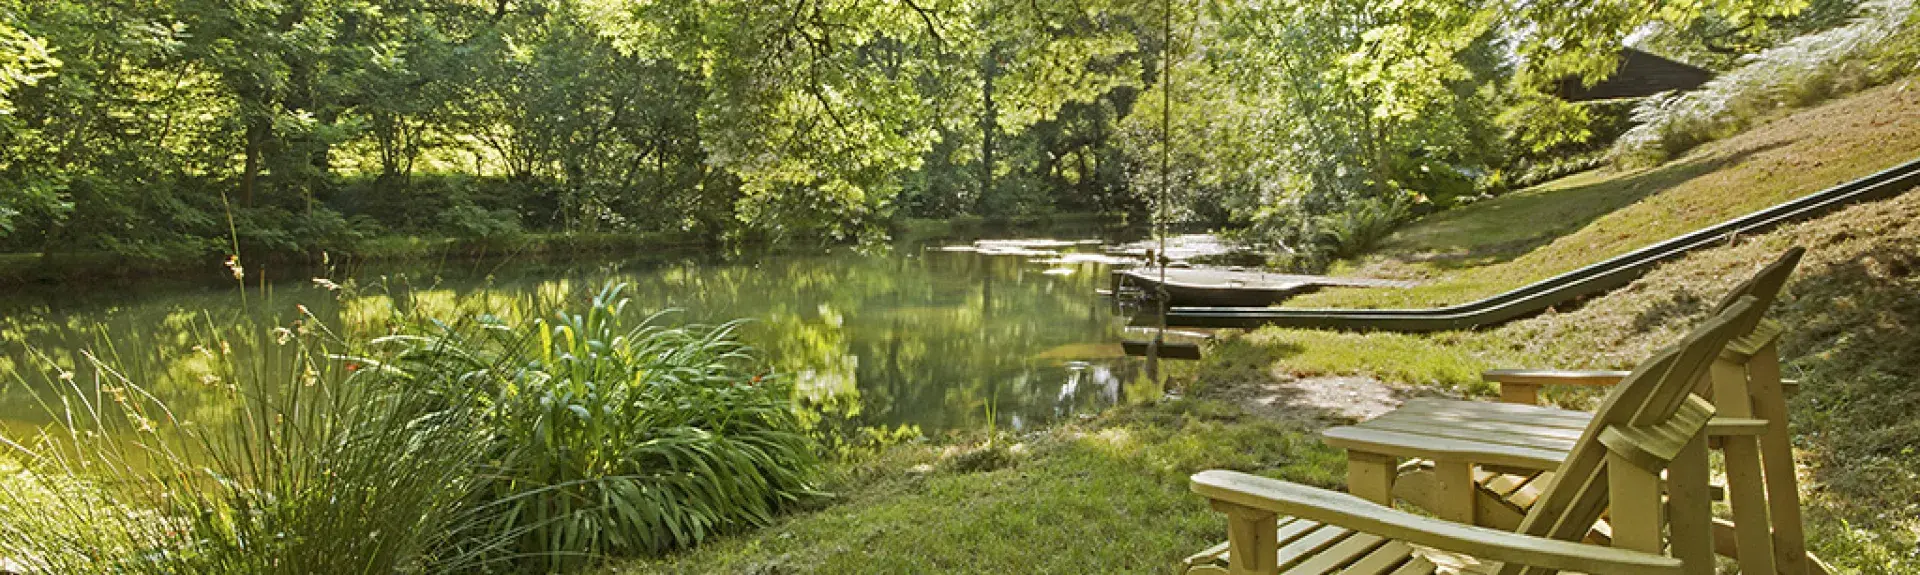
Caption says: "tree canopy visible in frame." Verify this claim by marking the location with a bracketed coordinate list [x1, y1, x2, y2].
[0, 0, 1810, 265]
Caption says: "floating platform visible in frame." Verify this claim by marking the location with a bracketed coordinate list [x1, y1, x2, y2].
[1121, 339, 1203, 360]
[1114, 267, 1415, 307]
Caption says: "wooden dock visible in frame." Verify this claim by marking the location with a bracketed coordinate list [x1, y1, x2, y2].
[1114, 267, 1414, 307]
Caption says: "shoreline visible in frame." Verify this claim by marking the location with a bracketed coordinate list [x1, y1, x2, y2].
[0, 212, 1142, 291]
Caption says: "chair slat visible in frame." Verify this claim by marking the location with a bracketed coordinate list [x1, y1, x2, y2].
[1360, 418, 1580, 453]
[1280, 531, 1384, 574]
[1376, 409, 1591, 441]
[1344, 540, 1420, 575]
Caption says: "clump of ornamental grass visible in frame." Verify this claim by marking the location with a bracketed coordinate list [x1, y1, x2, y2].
[359, 283, 820, 570]
[0, 315, 513, 574]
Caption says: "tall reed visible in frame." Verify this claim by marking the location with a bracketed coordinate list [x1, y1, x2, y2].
[0, 313, 511, 574]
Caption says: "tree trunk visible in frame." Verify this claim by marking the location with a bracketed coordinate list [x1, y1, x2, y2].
[978, 44, 999, 215]
[242, 117, 267, 207]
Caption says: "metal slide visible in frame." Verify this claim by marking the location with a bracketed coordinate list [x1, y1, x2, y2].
[1158, 156, 1920, 332]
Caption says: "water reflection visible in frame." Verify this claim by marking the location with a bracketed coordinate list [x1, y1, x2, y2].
[2, 237, 1155, 438]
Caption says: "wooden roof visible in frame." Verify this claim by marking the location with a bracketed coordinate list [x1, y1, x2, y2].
[1555, 49, 1714, 102]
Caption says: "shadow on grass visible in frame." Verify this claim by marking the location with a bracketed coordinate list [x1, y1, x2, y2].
[1782, 247, 1920, 506]
[1186, 334, 1446, 424]
[1407, 140, 1794, 271]
[1772, 247, 1920, 573]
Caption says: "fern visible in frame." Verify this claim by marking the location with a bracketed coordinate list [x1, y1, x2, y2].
[1612, 0, 1920, 167]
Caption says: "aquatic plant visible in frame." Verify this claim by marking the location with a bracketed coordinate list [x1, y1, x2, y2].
[0, 317, 510, 574]
[363, 283, 820, 569]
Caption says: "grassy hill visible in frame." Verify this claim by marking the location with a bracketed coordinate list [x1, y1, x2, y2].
[1293, 78, 1920, 310]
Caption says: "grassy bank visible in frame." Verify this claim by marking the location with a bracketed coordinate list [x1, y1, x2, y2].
[0, 231, 720, 288]
[0, 211, 1134, 289]
[1296, 78, 1920, 310]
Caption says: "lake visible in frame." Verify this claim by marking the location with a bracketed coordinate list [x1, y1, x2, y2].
[0, 232, 1162, 442]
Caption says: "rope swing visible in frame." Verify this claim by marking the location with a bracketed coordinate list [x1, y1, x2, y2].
[1145, 0, 1176, 383]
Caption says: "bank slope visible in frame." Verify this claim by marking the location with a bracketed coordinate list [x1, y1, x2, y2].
[1293, 78, 1920, 310]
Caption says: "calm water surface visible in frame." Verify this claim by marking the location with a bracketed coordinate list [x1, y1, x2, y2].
[0, 234, 1159, 438]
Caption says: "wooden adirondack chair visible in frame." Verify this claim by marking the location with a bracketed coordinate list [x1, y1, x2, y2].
[1447, 247, 1822, 574]
[1184, 296, 1763, 575]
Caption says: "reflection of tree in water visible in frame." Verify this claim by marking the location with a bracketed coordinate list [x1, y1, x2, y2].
[1, 243, 1139, 437]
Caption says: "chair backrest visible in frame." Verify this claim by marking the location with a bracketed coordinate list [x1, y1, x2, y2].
[1711, 246, 1804, 314]
[1499, 296, 1767, 575]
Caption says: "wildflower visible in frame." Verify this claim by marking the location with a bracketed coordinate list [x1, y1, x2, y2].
[223, 255, 244, 281]
[296, 304, 311, 316]
[57, 370, 74, 381]
[313, 278, 341, 291]
[272, 327, 293, 345]
[345, 362, 361, 372]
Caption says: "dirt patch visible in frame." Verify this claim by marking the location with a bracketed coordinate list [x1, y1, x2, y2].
[1218, 373, 1452, 427]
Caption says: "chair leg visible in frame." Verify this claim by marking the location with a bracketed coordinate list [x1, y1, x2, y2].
[1434, 460, 1478, 525]
[1606, 451, 1666, 555]
[1750, 344, 1812, 575]
[1668, 435, 1715, 575]
[1347, 452, 1396, 506]
[1211, 501, 1278, 575]
[1707, 356, 1782, 575]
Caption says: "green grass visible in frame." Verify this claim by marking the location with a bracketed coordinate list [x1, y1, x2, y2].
[611, 400, 1342, 574]
[1301, 78, 1920, 310]
[1203, 329, 1497, 394]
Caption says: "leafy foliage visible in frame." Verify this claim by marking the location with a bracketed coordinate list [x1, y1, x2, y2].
[0, 0, 1876, 271]
[1612, 0, 1920, 166]
[363, 283, 819, 569]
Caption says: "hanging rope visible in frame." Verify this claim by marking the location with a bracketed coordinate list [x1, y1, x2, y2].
[1146, 0, 1175, 383]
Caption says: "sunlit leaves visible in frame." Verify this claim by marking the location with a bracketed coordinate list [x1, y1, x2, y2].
[1513, 0, 1812, 86]
[0, 21, 58, 116]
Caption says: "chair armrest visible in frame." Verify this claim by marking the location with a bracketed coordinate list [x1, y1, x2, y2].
[1483, 369, 1632, 405]
[1191, 470, 1684, 575]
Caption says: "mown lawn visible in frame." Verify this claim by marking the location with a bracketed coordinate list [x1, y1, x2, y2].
[612, 401, 1343, 574]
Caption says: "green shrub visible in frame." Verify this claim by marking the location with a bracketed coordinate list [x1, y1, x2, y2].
[367, 283, 819, 569]
[439, 203, 525, 240]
